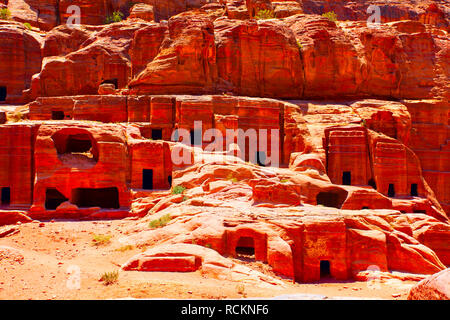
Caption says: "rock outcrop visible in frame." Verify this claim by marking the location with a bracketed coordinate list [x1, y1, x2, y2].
[0, 22, 42, 103]
[408, 268, 450, 300]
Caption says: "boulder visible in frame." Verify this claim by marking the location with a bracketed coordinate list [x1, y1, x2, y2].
[408, 268, 450, 300]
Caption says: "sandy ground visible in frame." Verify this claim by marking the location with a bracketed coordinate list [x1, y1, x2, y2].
[0, 219, 418, 300]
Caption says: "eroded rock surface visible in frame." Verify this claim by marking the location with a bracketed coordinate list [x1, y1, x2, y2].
[0, 0, 448, 297]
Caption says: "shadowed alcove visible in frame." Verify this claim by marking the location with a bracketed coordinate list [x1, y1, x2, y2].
[71, 187, 120, 209]
[316, 188, 348, 209]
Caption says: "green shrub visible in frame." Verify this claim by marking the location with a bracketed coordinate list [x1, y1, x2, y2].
[297, 40, 303, 50]
[172, 185, 186, 195]
[105, 11, 124, 24]
[255, 9, 274, 20]
[92, 234, 112, 246]
[280, 179, 290, 183]
[100, 271, 119, 285]
[23, 22, 32, 30]
[115, 245, 134, 252]
[8, 111, 26, 122]
[322, 11, 337, 22]
[0, 8, 11, 20]
[149, 214, 171, 229]
[226, 172, 238, 183]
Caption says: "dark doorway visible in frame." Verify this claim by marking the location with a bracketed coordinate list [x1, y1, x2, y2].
[45, 188, 68, 210]
[256, 151, 266, 166]
[368, 178, 377, 190]
[245, 136, 250, 162]
[410, 184, 418, 197]
[190, 129, 201, 146]
[388, 184, 395, 197]
[320, 260, 331, 278]
[316, 189, 348, 209]
[71, 187, 120, 209]
[362, 206, 369, 209]
[342, 171, 351, 185]
[413, 210, 426, 214]
[235, 236, 255, 261]
[66, 134, 92, 153]
[151, 129, 163, 140]
[52, 111, 65, 120]
[142, 169, 154, 190]
[0, 86, 6, 101]
[168, 175, 173, 188]
[1, 187, 10, 205]
[101, 78, 118, 89]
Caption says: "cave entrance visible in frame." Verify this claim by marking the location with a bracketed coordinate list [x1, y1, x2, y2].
[45, 188, 68, 210]
[71, 187, 120, 209]
[66, 134, 92, 154]
[151, 129, 163, 140]
[342, 171, 351, 185]
[52, 110, 65, 120]
[235, 236, 255, 261]
[168, 175, 173, 188]
[101, 78, 118, 89]
[410, 184, 418, 197]
[1, 187, 10, 205]
[256, 151, 266, 166]
[413, 210, 426, 214]
[0, 87, 6, 102]
[142, 169, 154, 190]
[320, 260, 331, 278]
[52, 130, 98, 163]
[245, 136, 250, 162]
[316, 189, 348, 209]
[388, 184, 395, 197]
[368, 178, 377, 190]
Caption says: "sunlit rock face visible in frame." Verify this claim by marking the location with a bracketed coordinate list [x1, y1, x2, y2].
[0, 0, 449, 290]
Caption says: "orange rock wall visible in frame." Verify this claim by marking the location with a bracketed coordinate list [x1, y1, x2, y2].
[32, 124, 130, 213]
[217, 215, 446, 281]
[0, 124, 38, 207]
[405, 100, 450, 214]
[0, 25, 42, 103]
[130, 140, 173, 190]
[30, 94, 285, 165]
[0, 122, 173, 217]
[325, 126, 372, 186]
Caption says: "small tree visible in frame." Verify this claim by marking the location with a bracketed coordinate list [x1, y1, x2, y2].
[105, 11, 124, 24]
[0, 8, 11, 20]
[322, 11, 338, 22]
[149, 214, 171, 229]
[100, 271, 119, 285]
[23, 22, 32, 30]
[172, 185, 186, 195]
[255, 9, 274, 20]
